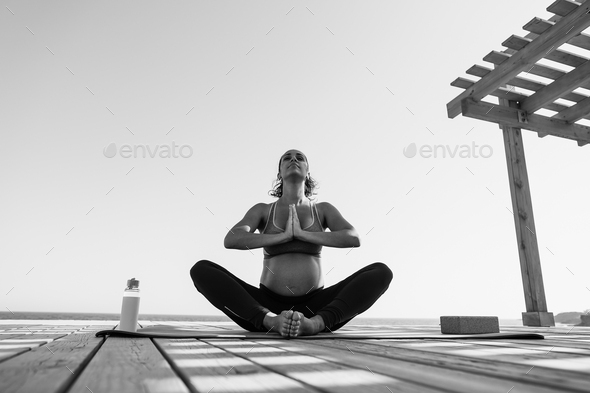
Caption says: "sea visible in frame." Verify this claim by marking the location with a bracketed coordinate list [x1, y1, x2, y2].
[0, 312, 528, 326]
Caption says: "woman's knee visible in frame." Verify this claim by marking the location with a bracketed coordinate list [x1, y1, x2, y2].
[189, 259, 215, 283]
[370, 262, 393, 286]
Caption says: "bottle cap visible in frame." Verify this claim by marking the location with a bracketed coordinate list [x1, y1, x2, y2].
[126, 277, 139, 289]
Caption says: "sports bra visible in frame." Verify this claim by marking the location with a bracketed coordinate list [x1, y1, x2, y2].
[262, 201, 324, 258]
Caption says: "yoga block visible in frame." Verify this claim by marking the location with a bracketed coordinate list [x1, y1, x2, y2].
[440, 316, 499, 334]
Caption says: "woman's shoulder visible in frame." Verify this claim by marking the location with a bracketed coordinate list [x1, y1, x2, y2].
[245, 202, 274, 233]
[241, 202, 273, 222]
[314, 201, 334, 211]
[252, 202, 274, 214]
[313, 201, 333, 228]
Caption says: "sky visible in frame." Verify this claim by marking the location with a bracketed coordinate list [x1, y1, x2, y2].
[1, 0, 589, 321]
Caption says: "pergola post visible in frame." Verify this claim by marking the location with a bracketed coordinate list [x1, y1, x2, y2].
[500, 99, 555, 327]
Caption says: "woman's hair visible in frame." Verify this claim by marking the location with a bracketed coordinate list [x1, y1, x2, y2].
[268, 153, 319, 198]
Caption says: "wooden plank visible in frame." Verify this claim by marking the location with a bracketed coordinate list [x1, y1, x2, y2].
[0, 348, 29, 363]
[155, 338, 318, 392]
[547, 0, 584, 17]
[542, 335, 590, 343]
[519, 59, 590, 112]
[554, 95, 590, 122]
[0, 334, 48, 339]
[0, 336, 60, 349]
[460, 98, 590, 144]
[524, 17, 590, 51]
[503, 35, 589, 68]
[67, 337, 190, 393]
[499, 326, 590, 335]
[380, 339, 590, 375]
[383, 338, 590, 373]
[250, 339, 569, 393]
[542, 332, 590, 339]
[467, 64, 589, 104]
[310, 339, 590, 392]
[408, 336, 590, 352]
[468, 65, 545, 91]
[1, 324, 43, 332]
[0, 333, 71, 363]
[483, 51, 567, 80]
[567, 32, 590, 51]
[0, 325, 90, 335]
[0, 332, 104, 393]
[498, 92, 559, 324]
[447, 0, 590, 118]
[455, 338, 590, 355]
[7, 321, 590, 393]
[543, 337, 590, 345]
[524, 17, 554, 35]
[504, 338, 590, 351]
[0, 324, 85, 344]
[380, 339, 590, 363]
[201, 338, 441, 393]
[506, 331, 590, 339]
[451, 77, 530, 102]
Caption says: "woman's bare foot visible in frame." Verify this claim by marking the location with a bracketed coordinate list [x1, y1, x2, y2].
[290, 312, 325, 337]
[263, 310, 300, 337]
[263, 311, 325, 337]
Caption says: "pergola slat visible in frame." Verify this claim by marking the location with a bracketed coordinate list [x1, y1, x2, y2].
[460, 98, 590, 143]
[446, 0, 590, 118]
[520, 60, 590, 112]
[465, 65, 590, 118]
[523, 17, 590, 51]
[455, 74, 578, 115]
[547, 0, 583, 17]
[502, 35, 588, 68]
[553, 95, 590, 121]
[467, 65, 545, 93]
[483, 50, 590, 92]
[467, 64, 590, 105]
[524, 17, 554, 35]
[566, 33, 590, 50]
[467, 65, 545, 91]
[451, 77, 531, 102]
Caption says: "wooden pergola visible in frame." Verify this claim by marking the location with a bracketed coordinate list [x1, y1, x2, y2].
[447, 0, 590, 327]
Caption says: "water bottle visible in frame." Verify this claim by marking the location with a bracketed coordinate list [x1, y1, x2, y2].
[118, 277, 140, 331]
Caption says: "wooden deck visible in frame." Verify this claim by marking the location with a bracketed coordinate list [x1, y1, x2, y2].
[1, 320, 589, 393]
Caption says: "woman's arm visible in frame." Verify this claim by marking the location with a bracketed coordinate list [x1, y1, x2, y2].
[224, 203, 291, 250]
[293, 203, 361, 248]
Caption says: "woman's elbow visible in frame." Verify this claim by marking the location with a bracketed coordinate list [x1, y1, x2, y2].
[223, 234, 235, 249]
[349, 230, 361, 248]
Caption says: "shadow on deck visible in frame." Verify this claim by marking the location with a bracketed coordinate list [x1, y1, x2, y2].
[1, 320, 589, 393]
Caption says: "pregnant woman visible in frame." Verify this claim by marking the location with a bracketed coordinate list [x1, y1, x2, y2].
[190, 149, 393, 337]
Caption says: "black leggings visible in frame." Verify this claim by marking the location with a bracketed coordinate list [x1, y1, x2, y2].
[189, 260, 393, 332]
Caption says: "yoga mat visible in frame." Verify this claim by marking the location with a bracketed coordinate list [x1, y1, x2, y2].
[95, 325, 544, 340]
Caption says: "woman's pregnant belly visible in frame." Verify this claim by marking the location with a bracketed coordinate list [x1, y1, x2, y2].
[260, 253, 324, 296]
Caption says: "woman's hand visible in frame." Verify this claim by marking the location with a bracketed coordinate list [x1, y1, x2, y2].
[282, 204, 294, 241]
[291, 204, 305, 240]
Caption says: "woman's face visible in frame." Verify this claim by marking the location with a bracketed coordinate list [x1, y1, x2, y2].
[279, 150, 308, 180]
